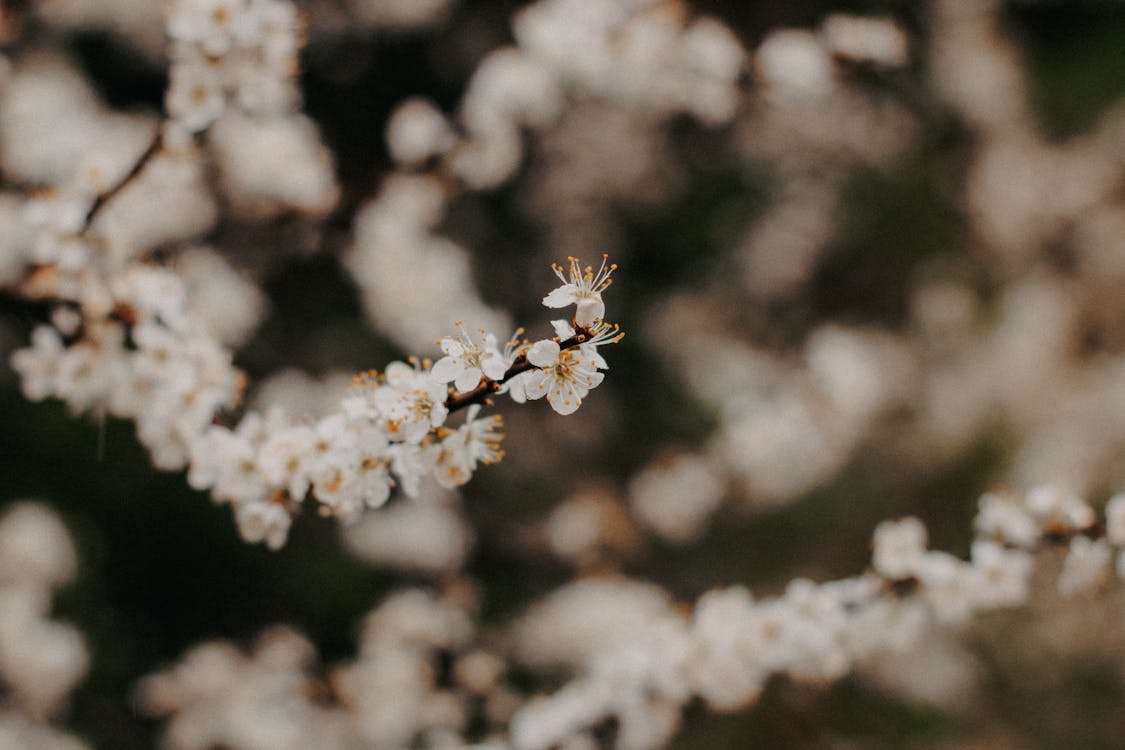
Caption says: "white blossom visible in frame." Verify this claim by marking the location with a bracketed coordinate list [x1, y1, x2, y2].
[431, 325, 508, 393]
[523, 339, 605, 415]
[542, 255, 616, 327]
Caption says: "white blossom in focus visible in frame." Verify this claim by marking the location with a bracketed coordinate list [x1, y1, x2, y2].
[523, 339, 605, 416]
[429, 406, 504, 488]
[431, 325, 507, 393]
[542, 255, 616, 327]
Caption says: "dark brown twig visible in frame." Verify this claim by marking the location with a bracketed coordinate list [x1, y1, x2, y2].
[81, 129, 164, 233]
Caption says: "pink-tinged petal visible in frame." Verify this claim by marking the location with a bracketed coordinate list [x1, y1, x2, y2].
[527, 339, 560, 368]
[574, 296, 605, 327]
[542, 286, 577, 308]
[548, 383, 581, 415]
[524, 371, 550, 400]
[430, 356, 462, 383]
[454, 366, 482, 393]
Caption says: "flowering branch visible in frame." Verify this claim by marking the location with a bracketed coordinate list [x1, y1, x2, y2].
[8, 252, 622, 549]
[443, 327, 618, 414]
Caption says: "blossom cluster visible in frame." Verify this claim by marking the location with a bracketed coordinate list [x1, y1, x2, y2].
[166, 0, 302, 131]
[10, 254, 621, 548]
[131, 483, 1125, 750]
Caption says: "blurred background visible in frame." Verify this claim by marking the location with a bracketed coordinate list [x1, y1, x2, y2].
[5, 0, 1125, 748]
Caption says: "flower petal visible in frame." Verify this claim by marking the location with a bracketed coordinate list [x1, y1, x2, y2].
[523, 371, 550, 400]
[430, 356, 461, 383]
[574, 296, 605, 327]
[547, 382, 581, 415]
[454, 366, 482, 393]
[551, 319, 576, 339]
[527, 339, 560, 368]
[542, 286, 577, 309]
[481, 354, 507, 381]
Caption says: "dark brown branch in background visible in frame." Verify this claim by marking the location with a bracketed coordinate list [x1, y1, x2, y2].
[81, 129, 163, 232]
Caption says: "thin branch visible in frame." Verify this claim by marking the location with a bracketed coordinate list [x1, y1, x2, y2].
[81, 129, 164, 233]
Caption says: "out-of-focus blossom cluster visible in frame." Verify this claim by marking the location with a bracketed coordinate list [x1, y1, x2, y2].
[140, 485, 1125, 750]
[0, 504, 89, 750]
[138, 588, 518, 750]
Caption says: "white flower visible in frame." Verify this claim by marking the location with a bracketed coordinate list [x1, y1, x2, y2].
[1025, 484, 1095, 532]
[431, 324, 507, 393]
[1058, 536, 1111, 596]
[914, 551, 974, 624]
[871, 517, 927, 580]
[429, 405, 504, 488]
[348, 426, 395, 511]
[234, 497, 291, 550]
[10, 327, 64, 401]
[523, 339, 605, 415]
[167, 0, 246, 55]
[166, 59, 227, 133]
[974, 491, 1039, 548]
[374, 361, 450, 442]
[542, 255, 616, 327]
[257, 424, 316, 500]
[233, 0, 300, 64]
[968, 540, 1032, 609]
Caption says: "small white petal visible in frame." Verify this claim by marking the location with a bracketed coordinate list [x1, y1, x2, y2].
[524, 371, 550, 400]
[542, 286, 577, 308]
[481, 354, 507, 381]
[548, 383, 581, 415]
[454, 367, 483, 393]
[574, 296, 605, 327]
[430, 356, 462, 383]
[441, 338, 465, 356]
[551, 320, 576, 339]
[527, 340, 560, 368]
